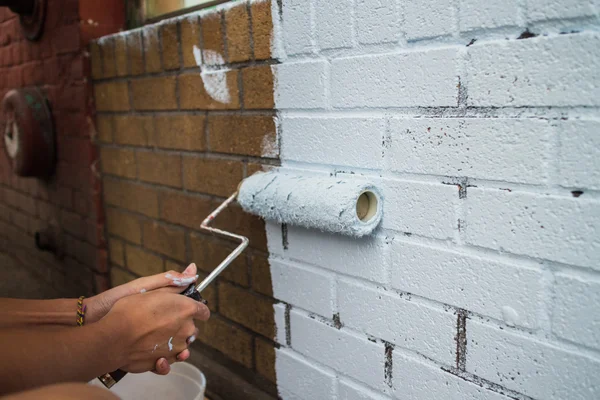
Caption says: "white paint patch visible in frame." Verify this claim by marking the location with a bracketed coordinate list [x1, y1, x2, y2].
[501, 306, 520, 327]
[188, 335, 196, 345]
[152, 344, 158, 353]
[168, 337, 174, 352]
[261, 134, 278, 158]
[140, 288, 146, 293]
[165, 273, 199, 287]
[192, 45, 231, 104]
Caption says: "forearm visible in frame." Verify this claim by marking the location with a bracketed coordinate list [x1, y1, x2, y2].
[0, 320, 124, 395]
[0, 299, 79, 328]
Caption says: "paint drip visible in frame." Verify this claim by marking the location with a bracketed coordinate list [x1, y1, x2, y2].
[168, 337, 174, 351]
[238, 170, 383, 237]
[192, 45, 231, 104]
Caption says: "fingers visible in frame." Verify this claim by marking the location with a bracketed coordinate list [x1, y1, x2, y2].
[133, 264, 199, 293]
[176, 349, 190, 362]
[154, 358, 171, 375]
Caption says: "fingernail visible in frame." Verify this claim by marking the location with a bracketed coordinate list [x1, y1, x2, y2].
[159, 358, 168, 369]
[183, 263, 196, 275]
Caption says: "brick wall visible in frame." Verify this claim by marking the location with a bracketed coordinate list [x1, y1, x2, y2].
[269, 1, 600, 400]
[0, 1, 110, 296]
[90, 1, 279, 398]
[90, 0, 600, 399]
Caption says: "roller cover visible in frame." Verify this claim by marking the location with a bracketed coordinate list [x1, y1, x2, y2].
[238, 171, 383, 237]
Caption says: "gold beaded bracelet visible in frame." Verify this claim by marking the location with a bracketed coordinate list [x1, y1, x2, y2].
[76, 296, 87, 327]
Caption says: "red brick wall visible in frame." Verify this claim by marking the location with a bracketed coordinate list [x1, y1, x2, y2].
[0, 1, 114, 296]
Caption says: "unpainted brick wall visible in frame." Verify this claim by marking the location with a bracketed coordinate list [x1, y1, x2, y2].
[0, 1, 108, 296]
[269, 0, 600, 399]
[91, 1, 279, 397]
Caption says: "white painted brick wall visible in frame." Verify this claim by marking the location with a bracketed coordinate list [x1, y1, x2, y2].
[315, 1, 353, 50]
[526, 0, 599, 22]
[552, 273, 600, 350]
[281, 0, 313, 55]
[271, 259, 335, 317]
[275, 348, 336, 399]
[290, 309, 388, 392]
[390, 239, 544, 329]
[465, 188, 600, 269]
[330, 48, 460, 108]
[467, 320, 600, 399]
[403, 0, 455, 41]
[274, 61, 328, 109]
[381, 179, 458, 240]
[281, 117, 385, 169]
[337, 279, 456, 365]
[459, 0, 520, 31]
[268, 1, 600, 399]
[388, 118, 552, 184]
[355, 0, 400, 44]
[392, 352, 511, 399]
[467, 33, 600, 107]
[557, 120, 600, 190]
[283, 226, 389, 283]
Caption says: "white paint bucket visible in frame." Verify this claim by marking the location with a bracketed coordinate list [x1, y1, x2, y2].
[90, 362, 206, 400]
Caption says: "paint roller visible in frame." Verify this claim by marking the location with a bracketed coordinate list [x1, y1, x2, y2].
[98, 170, 382, 388]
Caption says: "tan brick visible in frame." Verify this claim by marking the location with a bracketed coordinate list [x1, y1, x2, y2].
[126, 31, 145, 75]
[251, 253, 273, 297]
[103, 179, 159, 217]
[113, 115, 152, 146]
[180, 15, 200, 68]
[111, 266, 137, 287]
[183, 157, 243, 197]
[153, 115, 206, 151]
[255, 338, 276, 382]
[137, 152, 182, 188]
[159, 191, 212, 229]
[251, 0, 272, 60]
[114, 35, 128, 77]
[225, 4, 251, 63]
[131, 77, 177, 110]
[242, 65, 274, 109]
[178, 72, 240, 110]
[190, 233, 248, 286]
[194, 317, 253, 368]
[109, 238, 124, 266]
[213, 204, 268, 251]
[142, 221, 186, 261]
[246, 162, 273, 177]
[201, 12, 225, 66]
[161, 22, 180, 70]
[89, 41, 103, 79]
[94, 82, 130, 111]
[100, 148, 136, 178]
[95, 115, 113, 143]
[219, 282, 275, 337]
[100, 38, 117, 78]
[143, 26, 162, 73]
[126, 244, 164, 276]
[106, 208, 142, 244]
[208, 115, 277, 157]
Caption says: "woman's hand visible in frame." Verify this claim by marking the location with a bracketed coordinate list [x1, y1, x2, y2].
[85, 264, 199, 324]
[103, 290, 210, 374]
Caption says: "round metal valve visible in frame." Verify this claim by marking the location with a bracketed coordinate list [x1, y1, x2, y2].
[1, 88, 55, 179]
